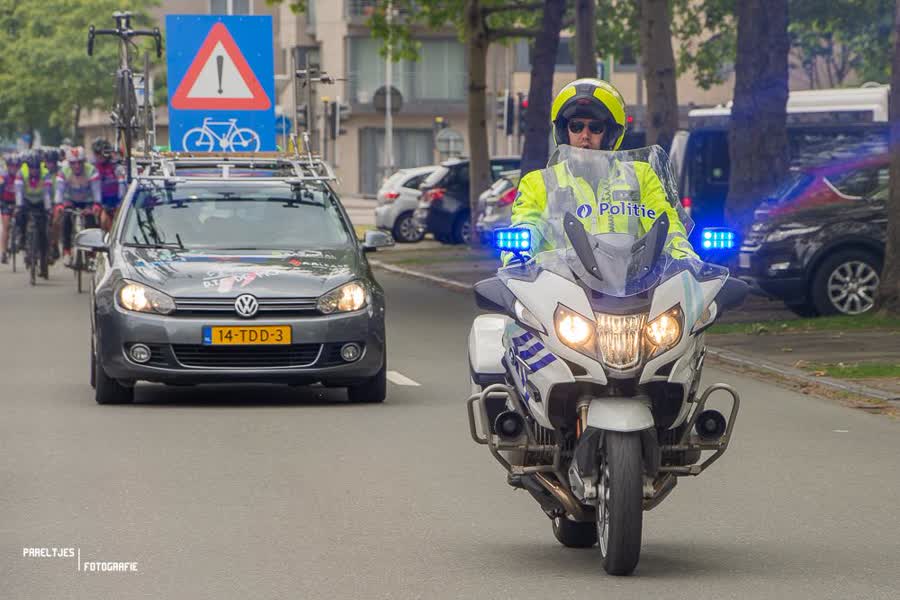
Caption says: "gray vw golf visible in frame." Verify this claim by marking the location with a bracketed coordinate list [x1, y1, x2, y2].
[77, 155, 393, 405]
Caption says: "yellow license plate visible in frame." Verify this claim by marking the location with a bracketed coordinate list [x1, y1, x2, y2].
[202, 325, 292, 346]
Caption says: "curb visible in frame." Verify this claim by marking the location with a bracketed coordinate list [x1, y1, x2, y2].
[705, 347, 900, 405]
[370, 260, 899, 406]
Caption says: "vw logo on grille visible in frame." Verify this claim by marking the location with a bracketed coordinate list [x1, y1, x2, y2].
[234, 294, 259, 318]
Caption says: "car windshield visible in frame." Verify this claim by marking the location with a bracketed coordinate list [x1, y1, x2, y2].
[120, 182, 353, 251]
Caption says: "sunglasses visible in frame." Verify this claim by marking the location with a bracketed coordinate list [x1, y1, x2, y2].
[568, 120, 606, 134]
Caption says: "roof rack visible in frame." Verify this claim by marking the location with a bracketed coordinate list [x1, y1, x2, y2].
[132, 133, 336, 183]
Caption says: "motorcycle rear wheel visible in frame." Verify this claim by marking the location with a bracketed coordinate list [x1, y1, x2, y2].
[598, 431, 643, 575]
[552, 516, 597, 548]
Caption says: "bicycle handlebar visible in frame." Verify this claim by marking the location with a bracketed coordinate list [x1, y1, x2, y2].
[86, 24, 163, 58]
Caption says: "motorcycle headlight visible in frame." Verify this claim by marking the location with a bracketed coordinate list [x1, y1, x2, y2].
[645, 306, 683, 356]
[317, 281, 367, 314]
[596, 313, 645, 370]
[554, 305, 594, 348]
[117, 281, 175, 315]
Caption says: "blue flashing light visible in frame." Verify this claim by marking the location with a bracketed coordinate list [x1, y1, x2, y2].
[494, 228, 531, 252]
[701, 227, 736, 251]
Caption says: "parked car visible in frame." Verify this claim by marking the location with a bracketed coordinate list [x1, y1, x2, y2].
[737, 150, 889, 316]
[475, 169, 521, 244]
[374, 165, 437, 243]
[413, 156, 521, 244]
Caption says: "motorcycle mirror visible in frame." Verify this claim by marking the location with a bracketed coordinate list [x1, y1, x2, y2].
[715, 277, 749, 313]
[473, 277, 516, 316]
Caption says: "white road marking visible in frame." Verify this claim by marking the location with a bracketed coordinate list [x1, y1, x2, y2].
[387, 371, 421, 386]
[833, 429, 849, 433]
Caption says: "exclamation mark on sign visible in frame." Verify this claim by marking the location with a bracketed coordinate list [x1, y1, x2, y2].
[216, 55, 224, 95]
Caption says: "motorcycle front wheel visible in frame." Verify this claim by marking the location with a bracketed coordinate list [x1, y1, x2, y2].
[597, 431, 643, 575]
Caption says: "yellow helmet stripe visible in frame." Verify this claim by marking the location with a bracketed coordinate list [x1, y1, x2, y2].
[550, 85, 576, 122]
[593, 87, 626, 127]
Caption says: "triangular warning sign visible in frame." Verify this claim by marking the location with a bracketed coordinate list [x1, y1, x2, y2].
[171, 22, 271, 110]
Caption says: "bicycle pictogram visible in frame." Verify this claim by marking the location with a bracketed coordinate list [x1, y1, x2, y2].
[182, 117, 261, 152]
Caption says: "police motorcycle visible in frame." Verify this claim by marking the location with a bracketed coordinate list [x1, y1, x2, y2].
[466, 146, 748, 575]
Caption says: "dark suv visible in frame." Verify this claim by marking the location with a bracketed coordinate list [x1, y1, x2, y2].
[413, 156, 520, 244]
[737, 152, 888, 316]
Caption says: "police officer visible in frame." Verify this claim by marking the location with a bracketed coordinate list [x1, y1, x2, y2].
[505, 78, 696, 264]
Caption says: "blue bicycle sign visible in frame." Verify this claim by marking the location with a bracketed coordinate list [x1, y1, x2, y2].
[182, 117, 261, 152]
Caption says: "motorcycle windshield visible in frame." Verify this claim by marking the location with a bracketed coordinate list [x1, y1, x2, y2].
[498, 145, 715, 297]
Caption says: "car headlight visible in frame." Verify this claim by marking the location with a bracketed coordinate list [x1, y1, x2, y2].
[117, 281, 175, 315]
[645, 306, 683, 356]
[554, 305, 594, 348]
[764, 226, 820, 243]
[317, 281, 367, 314]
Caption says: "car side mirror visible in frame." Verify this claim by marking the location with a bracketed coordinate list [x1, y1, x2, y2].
[362, 229, 394, 252]
[74, 228, 109, 253]
[473, 277, 515, 316]
[715, 277, 749, 313]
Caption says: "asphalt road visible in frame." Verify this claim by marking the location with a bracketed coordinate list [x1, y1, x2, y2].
[1, 264, 898, 599]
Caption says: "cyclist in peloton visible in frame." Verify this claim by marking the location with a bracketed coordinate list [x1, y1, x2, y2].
[1, 153, 22, 264]
[15, 151, 53, 277]
[51, 147, 101, 266]
[92, 138, 125, 232]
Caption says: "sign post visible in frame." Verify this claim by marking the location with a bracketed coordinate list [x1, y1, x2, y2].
[166, 15, 276, 152]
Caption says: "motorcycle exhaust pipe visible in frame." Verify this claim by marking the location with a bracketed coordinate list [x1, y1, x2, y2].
[494, 411, 525, 440]
[695, 409, 727, 441]
[533, 473, 592, 522]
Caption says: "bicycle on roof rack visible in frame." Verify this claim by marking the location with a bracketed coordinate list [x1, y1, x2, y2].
[87, 11, 162, 184]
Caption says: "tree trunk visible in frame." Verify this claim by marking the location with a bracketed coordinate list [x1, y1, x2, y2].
[638, 0, 679, 150]
[465, 0, 491, 246]
[520, 0, 567, 176]
[575, 0, 596, 79]
[726, 0, 789, 236]
[876, 0, 900, 315]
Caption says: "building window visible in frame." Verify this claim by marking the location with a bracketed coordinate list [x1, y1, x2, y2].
[615, 45, 638, 71]
[210, 0, 252, 15]
[349, 37, 465, 104]
[514, 38, 576, 73]
[346, 0, 378, 18]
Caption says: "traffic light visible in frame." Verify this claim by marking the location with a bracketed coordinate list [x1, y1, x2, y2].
[328, 100, 351, 140]
[517, 93, 528, 136]
[296, 103, 308, 131]
[495, 91, 513, 135]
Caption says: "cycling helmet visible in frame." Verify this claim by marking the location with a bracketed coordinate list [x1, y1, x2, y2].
[45, 148, 61, 163]
[550, 78, 628, 150]
[23, 151, 41, 169]
[92, 137, 113, 159]
[66, 147, 87, 163]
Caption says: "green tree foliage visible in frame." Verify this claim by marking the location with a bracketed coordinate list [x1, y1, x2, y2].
[790, 0, 893, 86]
[0, 0, 159, 143]
[598, 0, 893, 91]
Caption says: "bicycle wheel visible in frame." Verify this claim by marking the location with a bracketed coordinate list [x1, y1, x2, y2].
[229, 128, 261, 152]
[27, 216, 36, 286]
[76, 252, 83, 293]
[182, 128, 215, 152]
[9, 219, 16, 273]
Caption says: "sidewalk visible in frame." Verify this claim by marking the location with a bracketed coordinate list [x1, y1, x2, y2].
[370, 242, 900, 406]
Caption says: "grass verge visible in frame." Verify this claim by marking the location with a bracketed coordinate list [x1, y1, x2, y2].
[710, 314, 900, 335]
[797, 362, 900, 378]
